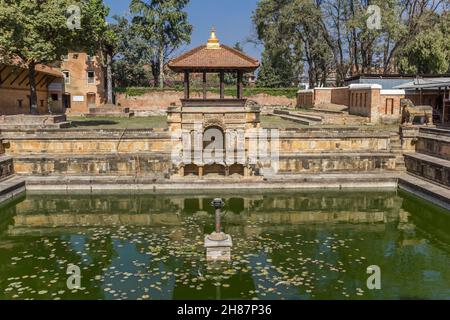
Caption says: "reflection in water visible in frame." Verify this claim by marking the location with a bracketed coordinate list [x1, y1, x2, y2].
[0, 190, 449, 300]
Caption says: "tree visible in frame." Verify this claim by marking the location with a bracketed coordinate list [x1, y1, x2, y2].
[111, 16, 153, 87]
[253, 0, 448, 87]
[75, 0, 115, 104]
[130, 0, 192, 88]
[224, 42, 248, 85]
[399, 11, 450, 74]
[0, 0, 108, 113]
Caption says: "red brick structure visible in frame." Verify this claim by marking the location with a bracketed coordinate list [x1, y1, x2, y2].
[0, 58, 64, 115]
[297, 84, 405, 124]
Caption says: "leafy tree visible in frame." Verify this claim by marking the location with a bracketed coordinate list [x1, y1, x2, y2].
[0, 0, 108, 113]
[224, 42, 249, 85]
[130, 0, 192, 88]
[111, 16, 153, 87]
[253, 0, 448, 87]
[399, 11, 450, 74]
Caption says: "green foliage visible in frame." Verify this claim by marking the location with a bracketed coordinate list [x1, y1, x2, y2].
[130, 0, 192, 88]
[252, 0, 449, 87]
[399, 12, 450, 74]
[0, 0, 109, 109]
[253, 0, 306, 88]
[109, 16, 154, 87]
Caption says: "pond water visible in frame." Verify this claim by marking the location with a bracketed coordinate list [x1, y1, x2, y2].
[0, 190, 449, 300]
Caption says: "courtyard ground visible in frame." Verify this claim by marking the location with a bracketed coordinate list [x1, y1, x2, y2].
[66, 115, 399, 131]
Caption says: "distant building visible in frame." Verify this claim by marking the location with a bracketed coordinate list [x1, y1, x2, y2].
[297, 73, 450, 124]
[60, 51, 106, 114]
[0, 58, 64, 115]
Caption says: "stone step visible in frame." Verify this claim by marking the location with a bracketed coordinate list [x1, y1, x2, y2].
[398, 173, 450, 210]
[405, 152, 450, 168]
[271, 113, 316, 126]
[404, 152, 450, 188]
[0, 175, 26, 205]
[0, 155, 14, 182]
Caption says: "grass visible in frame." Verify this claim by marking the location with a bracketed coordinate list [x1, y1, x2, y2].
[67, 116, 168, 130]
[66, 115, 398, 132]
[260, 115, 307, 129]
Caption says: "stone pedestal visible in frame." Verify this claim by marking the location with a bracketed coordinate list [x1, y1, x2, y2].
[204, 232, 232, 262]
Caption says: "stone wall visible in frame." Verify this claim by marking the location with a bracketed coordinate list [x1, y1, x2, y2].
[1, 127, 398, 176]
[0, 156, 14, 181]
[415, 127, 450, 160]
[13, 153, 171, 177]
[278, 153, 395, 173]
[404, 127, 450, 188]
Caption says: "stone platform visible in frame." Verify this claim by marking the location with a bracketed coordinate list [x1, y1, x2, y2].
[0, 114, 70, 129]
[87, 104, 134, 118]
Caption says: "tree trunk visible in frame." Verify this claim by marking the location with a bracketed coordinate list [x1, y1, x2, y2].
[28, 61, 38, 114]
[158, 47, 164, 89]
[151, 61, 159, 87]
[106, 52, 113, 104]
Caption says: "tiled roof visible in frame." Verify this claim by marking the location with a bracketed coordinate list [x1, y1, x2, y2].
[168, 45, 260, 71]
[0, 55, 63, 77]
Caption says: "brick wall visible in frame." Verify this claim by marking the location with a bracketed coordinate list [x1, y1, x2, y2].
[379, 90, 404, 123]
[296, 90, 314, 108]
[348, 85, 378, 120]
[0, 88, 49, 115]
[117, 90, 296, 112]
[314, 88, 332, 104]
[331, 87, 349, 106]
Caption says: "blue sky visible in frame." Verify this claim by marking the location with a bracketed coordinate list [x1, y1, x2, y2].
[104, 0, 263, 60]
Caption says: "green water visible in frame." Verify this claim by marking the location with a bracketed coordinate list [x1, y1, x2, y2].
[0, 190, 449, 300]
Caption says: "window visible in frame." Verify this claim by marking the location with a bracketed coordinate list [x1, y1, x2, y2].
[17, 99, 23, 108]
[40, 100, 44, 107]
[63, 71, 70, 84]
[87, 71, 95, 84]
[51, 94, 58, 101]
[72, 53, 79, 59]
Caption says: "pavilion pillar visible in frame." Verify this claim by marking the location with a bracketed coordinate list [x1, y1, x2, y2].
[420, 88, 423, 105]
[219, 71, 224, 99]
[203, 72, 207, 99]
[237, 71, 243, 99]
[184, 71, 190, 99]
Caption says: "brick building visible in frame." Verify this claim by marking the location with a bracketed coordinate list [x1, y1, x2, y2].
[298, 74, 450, 124]
[0, 59, 64, 115]
[60, 51, 106, 114]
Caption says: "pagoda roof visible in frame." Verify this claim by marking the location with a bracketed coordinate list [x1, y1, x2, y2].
[168, 44, 260, 72]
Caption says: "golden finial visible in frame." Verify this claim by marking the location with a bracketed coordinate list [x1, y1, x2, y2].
[207, 27, 220, 49]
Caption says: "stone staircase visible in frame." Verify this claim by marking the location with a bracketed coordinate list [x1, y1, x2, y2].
[272, 109, 323, 126]
[403, 127, 450, 189]
[390, 132, 406, 171]
[0, 155, 25, 204]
